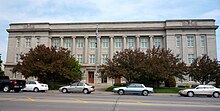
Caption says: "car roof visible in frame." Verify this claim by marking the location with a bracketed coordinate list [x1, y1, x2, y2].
[197, 85, 214, 87]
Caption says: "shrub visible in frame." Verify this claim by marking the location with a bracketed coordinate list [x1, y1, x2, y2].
[165, 76, 176, 87]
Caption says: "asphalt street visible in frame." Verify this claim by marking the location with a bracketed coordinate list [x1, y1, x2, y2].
[0, 91, 220, 111]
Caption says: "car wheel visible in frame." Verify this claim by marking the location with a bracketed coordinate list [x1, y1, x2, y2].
[33, 88, 39, 92]
[62, 88, 68, 93]
[187, 91, 194, 97]
[118, 89, 124, 95]
[142, 90, 149, 96]
[3, 86, 10, 92]
[83, 89, 89, 94]
[213, 92, 220, 98]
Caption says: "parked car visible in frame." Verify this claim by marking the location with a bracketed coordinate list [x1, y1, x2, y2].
[112, 83, 154, 96]
[59, 81, 95, 94]
[0, 76, 26, 93]
[22, 81, 48, 92]
[179, 85, 220, 98]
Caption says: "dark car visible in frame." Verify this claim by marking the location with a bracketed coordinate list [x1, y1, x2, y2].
[0, 76, 26, 93]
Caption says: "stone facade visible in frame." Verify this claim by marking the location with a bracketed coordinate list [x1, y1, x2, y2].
[5, 19, 218, 85]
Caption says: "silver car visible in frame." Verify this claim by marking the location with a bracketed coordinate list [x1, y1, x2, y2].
[113, 83, 154, 96]
[179, 85, 220, 98]
[59, 82, 95, 94]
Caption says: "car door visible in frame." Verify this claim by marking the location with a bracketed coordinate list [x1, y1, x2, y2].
[75, 82, 84, 92]
[194, 87, 204, 95]
[125, 84, 137, 94]
[69, 82, 78, 92]
[25, 81, 36, 91]
[203, 86, 214, 95]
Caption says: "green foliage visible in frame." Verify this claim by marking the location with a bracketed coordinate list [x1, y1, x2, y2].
[113, 83, 127, 87]
[0, 60, 4, 76]
[165, 76, 176, 87]
[187, 55, 220, 85]
[105, 86, 118, 92]
[12, 45, 82, 86]
[101, 47, 187, 87]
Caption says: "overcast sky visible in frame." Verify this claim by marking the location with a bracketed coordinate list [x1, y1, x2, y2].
[0, 0, 220, 63]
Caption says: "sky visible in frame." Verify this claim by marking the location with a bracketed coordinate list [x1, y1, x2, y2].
[0, 0, 220, 63]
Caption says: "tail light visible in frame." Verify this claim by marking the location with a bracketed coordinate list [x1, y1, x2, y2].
[41, 85, 45, 87]
[13, 81, 17, 85]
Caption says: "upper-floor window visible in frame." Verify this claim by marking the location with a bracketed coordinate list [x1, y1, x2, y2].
[102, 38, 109, 48]
[154, 37, 162, 48]
[188, 54, 195, 64]
[101, 54, 108, 64]
[176, 36, 181, 47]
[25, 37, 31, 48]
[140, 38, 149, 48]
[64, 38, 72, 50]
[16, 37, 21, 47]
[52, 38, 60, 48]
[77, 38, 84, 48]
[115, 38, 122, 48]
[15, 53, 20, 63]
[200, 35, 206, 47]
[89, 54, 95, 64]
[89, 38, 96, 48]
[127, 37, 135, 48]
[187, 35, 194, 47]
[36, 37, 40, 46]
[77, 54, 83, 64]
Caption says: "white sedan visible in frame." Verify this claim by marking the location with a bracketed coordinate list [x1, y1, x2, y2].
[179, 85, 220, 98]
[113, 83, 154, 96]
[23, 81, 49, 92]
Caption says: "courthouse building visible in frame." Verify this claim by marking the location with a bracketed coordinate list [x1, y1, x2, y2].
[5, 19, 218, 85]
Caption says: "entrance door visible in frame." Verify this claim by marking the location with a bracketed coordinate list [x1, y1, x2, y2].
[88, 72, 94, 83]
[115, 77, 121, 84]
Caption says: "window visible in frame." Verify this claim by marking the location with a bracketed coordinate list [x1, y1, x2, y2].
[102, 38, 109, 48]
[188, 54, 195, 64]
[200, 35, 206, 47]
[154, 37, 162, 48]
[25, 37, 31, 48]
[140, 38, 148, 48]
[89, 54, 95, 64]
[77, 38, 84, 48]
[89, 38, 96, 48]
[115, 38, 122, 48]
[101, 54, 108, 64]
[77, 54, 83, 64]
[64, 38, 72, 50]
[187, 35, 194, 47]
[176, 36, 181, 47]
[52, 38, 60, 48]
[15, 54, 20, 63]
[127, 38, 135, 48]
[16, 37, 21, 47]
[36, 37, 40, 46]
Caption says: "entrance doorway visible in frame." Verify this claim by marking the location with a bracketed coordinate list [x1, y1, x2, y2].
[88, 72, 94, 83]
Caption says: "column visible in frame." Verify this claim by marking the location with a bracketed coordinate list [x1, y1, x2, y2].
[84, 36, 88, 64]
[149, 35, 154, 49]
[31, 36, 35, 48]
[181, 34, 187, 63]
[48, 36, 52, 48]
[109, 35, 114, 60]
[123, 35, 127, 50]
[60, 36, 64, 48]
[72, 36, 76, 56]
[97, 36, 101, 64]
[136, 35, 140, 49]
[195, 34, 201, 57]
[162, 35, 166, 49]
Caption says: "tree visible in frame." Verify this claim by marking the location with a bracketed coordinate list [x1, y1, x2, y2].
[100, 49, 146, 83]
[0, 59, 4, 76]
[188, 55, 220, 85]
[143, 47, 186, 87]
[12, 45, 82, 86]
[100, 47, 187, 87]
